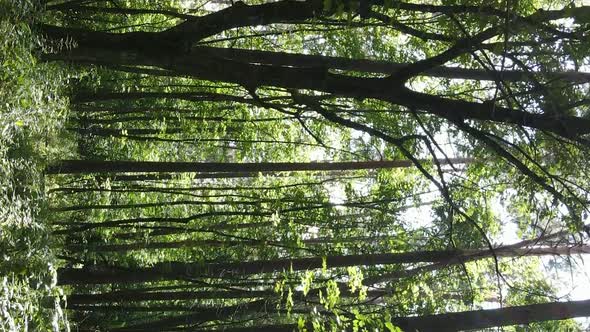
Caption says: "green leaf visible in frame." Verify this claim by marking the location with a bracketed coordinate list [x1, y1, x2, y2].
[385, 322, 402, 332]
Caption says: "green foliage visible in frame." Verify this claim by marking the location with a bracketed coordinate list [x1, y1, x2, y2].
[0, 1, 72, 330]
[14, 0, 590, 331]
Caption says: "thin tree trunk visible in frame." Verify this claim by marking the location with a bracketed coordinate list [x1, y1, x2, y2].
[49, 175, 367, 194]
[46, 158, 471, 174]
[364, 226, 582, 285]
[67, 286, 388, 305]
[79, 115, 294, 125]
[65, 239, 248, 252]
[65, 234, 404, 253]
[54, 196, 403, 212]
[68, 126, 186, 136]
[67, 289, 276, 305]
[109, 299, 271, 331]
[72, 90, 264, 104]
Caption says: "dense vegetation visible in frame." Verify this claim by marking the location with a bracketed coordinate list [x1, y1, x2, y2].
[3, 0, 590, 330]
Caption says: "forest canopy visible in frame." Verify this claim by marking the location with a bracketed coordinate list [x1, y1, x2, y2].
[2, 0, 590, 331]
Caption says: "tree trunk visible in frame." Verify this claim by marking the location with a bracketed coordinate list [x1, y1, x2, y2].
[57, 245, 590, 285]
[40, 0, 325, 51]
[109, 299, 271, 331]
[57, 250, 456, 285]
[67, 289, 276, 305]
[44, 44, 590, 139]
[393, 299, 590, 331]
[196, 46, 590, 83]
[194, 299, 590, 331]
[363, 227, 583, 285]
[46, 158, 471, 174]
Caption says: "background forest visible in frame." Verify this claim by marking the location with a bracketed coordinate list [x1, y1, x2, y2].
[2, 0, 590, 331]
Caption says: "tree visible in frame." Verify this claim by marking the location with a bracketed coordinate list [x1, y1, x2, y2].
[41, 0, 590, 230]
[46, 158, 469, 174]
[394, 299, 590, 331]
[30, 0, 590, 331]
[58, 245, 590, 285]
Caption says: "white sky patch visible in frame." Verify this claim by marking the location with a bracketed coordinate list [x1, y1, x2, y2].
[491, 190, 520, 245]
[180, 0, 196, 10]
[399, 190, 438, 230]
[304, 226, 319, 239]
[350, 127, 371, 143]
[326, 181, 346, 206]
[308, 148, 326, 161]
[545, 252, 590, 327]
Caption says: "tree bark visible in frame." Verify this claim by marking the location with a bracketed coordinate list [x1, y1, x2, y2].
[40, 0, 324, 51]
[46, 158, 471, 174]
[57, 250, 457, 285]
[393, 299, 590, 331]
[195, 299, 590, 332]
[109, 299, 271, 331]
[67, 289, 276, 305]
[196, 46, 590, 83]
[57, 245, 590, 285]
[44, 46, 590, 139]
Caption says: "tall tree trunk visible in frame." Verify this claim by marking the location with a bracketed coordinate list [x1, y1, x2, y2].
[45, 45, 590, 139]
[393, 299, 590, 331]
[67, 289, 276, 305]
[363, 226, 582, 285]
[46, 158, 471, 174]
[109, 299, 271, 331]
[66, 286, 387, 305]
[57, 245, 590, 285]
[65, 234, 403, 253]
[41, 0, 326, 50]
[197, 299, 590, 332]
[196, 46, 590, 83]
